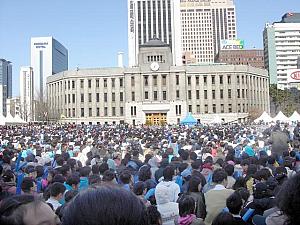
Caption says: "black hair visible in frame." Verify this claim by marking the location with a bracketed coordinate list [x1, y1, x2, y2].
[191, 160, 202, 170]
[180, 150, 189, 161]
[35, 165, 44, 178]
[138, 165, 151, 182]
[178, 195, 195, 217]
[235, 187, 250, 203]
[163, 166, 175, 181]
[146, 205, 161, 225]
[64, 190, 79, 202]
[99, 163, 109, 175]
[178, 163, 189, 173]
[212, 212, 235, 225]
[79, 166, 91, 177]
[133, 181, 146, 196]
[2, 170, 15, 182]
[253, 168, 271, 181]
[92, 164, 100, 175]
[61, 186, 149, 225]
[52, 174, 66, 183]
[21, 177, 34, 193]
[50, 182, 66, 197]
[102, 170, 115, 182]
[277, 173, 300, 225]
[224, 164, 234, 176]
[212, 169, 227, 184]
[189, 152, 198, 161]
[119, 171, 132, 184]
[267, 156, 276, 165]
[24, 165, 35, 175]
[67, 158, 77, 170]
[226, 192, 243, 214]
[188, 175, 203, 192]
[240, 159, 250, 166]
[66, 174, 80, 186]
[56, 156, 64, 166]
[88, 174, 101, 185]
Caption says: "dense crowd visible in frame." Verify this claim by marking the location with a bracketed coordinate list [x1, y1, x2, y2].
[0, 122, 300, 225]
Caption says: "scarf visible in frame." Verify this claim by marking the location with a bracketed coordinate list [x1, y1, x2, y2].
[178, 214, 196, 225]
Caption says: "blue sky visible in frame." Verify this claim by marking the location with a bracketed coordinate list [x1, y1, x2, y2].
[0, 0, 299, 96]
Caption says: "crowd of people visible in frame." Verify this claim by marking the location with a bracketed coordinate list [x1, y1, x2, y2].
[0, 122, 299, 225]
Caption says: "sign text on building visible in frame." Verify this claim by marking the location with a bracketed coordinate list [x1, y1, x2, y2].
[220, 39, 244, 50]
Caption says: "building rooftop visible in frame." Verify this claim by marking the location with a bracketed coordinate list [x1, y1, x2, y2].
[280, 13, 300, 23]
[140, 38, 169, 48]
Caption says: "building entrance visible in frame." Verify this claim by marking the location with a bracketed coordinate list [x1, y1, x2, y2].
[146, 113, 167, 125]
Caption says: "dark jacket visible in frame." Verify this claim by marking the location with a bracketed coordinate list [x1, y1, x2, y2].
[188, 192, 206, 220]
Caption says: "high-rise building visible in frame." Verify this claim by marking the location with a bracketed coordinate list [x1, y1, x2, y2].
[0, 59, 12, 115]
[127, 0, 182, 67]
[31, 37, 68, 99]
[264, 13, 300, 89]
[20, 67, 34, 121]
[180, 0, 237, 63]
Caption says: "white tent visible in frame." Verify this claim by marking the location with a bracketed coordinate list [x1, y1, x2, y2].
[14, 114, 27, 124]
[254, 111, 273, 123]
[272, 111, 290, 122]
[5, 112, 17, 124]
[209, 115, 224, 124]
[289, 111, 300, 122]
[0, 114, 6, 125]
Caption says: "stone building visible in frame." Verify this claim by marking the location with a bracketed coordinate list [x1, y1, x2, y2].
[47, 39, 270, 125]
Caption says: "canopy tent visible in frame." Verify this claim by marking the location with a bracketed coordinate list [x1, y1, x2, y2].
[272, 111, 290, 122]
[254, 111, 273, 123]
[4, 112, 16, 124]
[289, 111, 300, 122]
[14, 114, 27, 124]
[0, 114, 6, 125]
[209, 115, 224, 124]
[180, 113, 197, 126]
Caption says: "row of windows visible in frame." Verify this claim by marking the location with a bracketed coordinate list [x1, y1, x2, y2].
[62, 92, 125, 104]
[188, 103, 249, 114]
[65, 106, 124, 118]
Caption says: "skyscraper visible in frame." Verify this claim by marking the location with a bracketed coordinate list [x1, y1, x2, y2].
[128, 0, 182, 67]
[0, 59, 12, 115]
[20, 67, 34, 121]
[180, 0, 237, 63]
[264, 13, 300, 89]
[31, 37, 68, 99]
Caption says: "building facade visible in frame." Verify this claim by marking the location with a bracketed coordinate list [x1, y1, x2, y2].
[128, 0, 182, 67]
[215, 49, 265, 69]
[31, 37, 68, 99]
[0, 59, 12, 115]
[20, 67, 34, 121]
[264, 13, 300, 89]
[6, 97, 21, 117]
[180, 0, 237, 64]
[47, 39, 269, 125]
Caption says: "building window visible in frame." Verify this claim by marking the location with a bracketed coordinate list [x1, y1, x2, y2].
[162, 75, 167, 86]
[228, 89, 232, 99]
[153, 91, 158, 100]
[120, 92, 124, 101]
[68, 94, 70, 103]
[72, 80, 75, 89]
[237, 89, 240, 98]
[96, 79, 100, 88]
[131, 76, 135, 86]
[104, 107, 108, 116]
[89, 108, 92, 117]
[187, 76, 191, 85]
[88, 93, 92, 102]
[132, 92, 135, 101]
[120, 78, 123, 87]
[212, 76, 215, 85]
[153, 75, 157, 86]
[88, 79, 92, 88]
[242, 76, 244, 84]
[112, 78, 115, 88]
[238, 104, 241, 113]
[205, 104, 208, 113]
[212, 90, 216, 99]
[96, 93, 100, 102]
[221, 104, 224, 113]
[120, 107, 124, 116]
[81, 94, 84, 103]
[96, 107, 100, 117]
[72, 94, 75, 103]
[242, 89, 245, 98]
[176, 90, 180, 99]
[196, 76, 199, 85]
[204, 90, 208, 99]
[196, 90, 200, 99]
[104, 93, 108, 102]
[131, 106, 136, 116]
[72, 108, 75, 117]
[188, 105, 192, 113]
[220, 89, 223, 99]
[81, 108, 84, 117]
[145, 91, 149, 99]
[227, 75, 231, 84]
[176, 75, 179, 85]
[237, 76, 240, 84]
[163, 91, 167, 100]
[144, 76, 148, 86]
[68, 81, 70, 89]
[219, 75, 223, 84]
[104, 79, 107, 88]
[176, 105, 182, 115]
[112, 107, 116, 116]
[80, 80, 84, 88]
[196, 105, 200, 113]
[204, 76, 207, 85]
[188, 90, 192, 100]
[213, 104, 216, 113]
[228, 104, 232, 113]
[112, 93, 115, 102]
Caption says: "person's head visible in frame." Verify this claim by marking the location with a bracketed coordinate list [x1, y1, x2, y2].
[102, 170, 116, 183]
[66, 174, 80, 190]
[133, 181, 146, 196]
[79, 166, 91, 178]
[253, 182, 270, 199]
[61, 186, 149, 225]
[212, 212, 236, 225]
[226, 192, 243, 215]
[91, 164, 100, 175]
[147, 205, 162, 225]
[253, 168, 272, 182]
[178, 195, 195, 217]
[2, 170, 15, 182]
[56, 156, 64, 167]
[119, 171, 132, 185]
[138, 165, 152, 182]
[64, 190, 79, 203]
[212, 169, 228, 186]
[277, 173, 300, 225]
[35, 165, 44, 178]
[52, 174, 66, 183]
[50, 182, 66, 200]
[88, 174, 102, 186]
[0, 195, 60, 225]
[25, 166, 37, 179]
[21, 177, 35, 193]
[99, 162, 109, 175]
[241, 159, 250, 173]
[224, 164, 234, 177]
[235, 187, 250, 204]
[191, 160, 202, 171]
[188, 175, 205, 193]
[163, 166, 175, 181]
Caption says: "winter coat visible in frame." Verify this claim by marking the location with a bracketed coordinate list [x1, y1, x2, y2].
[188, 192, 206, 219]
